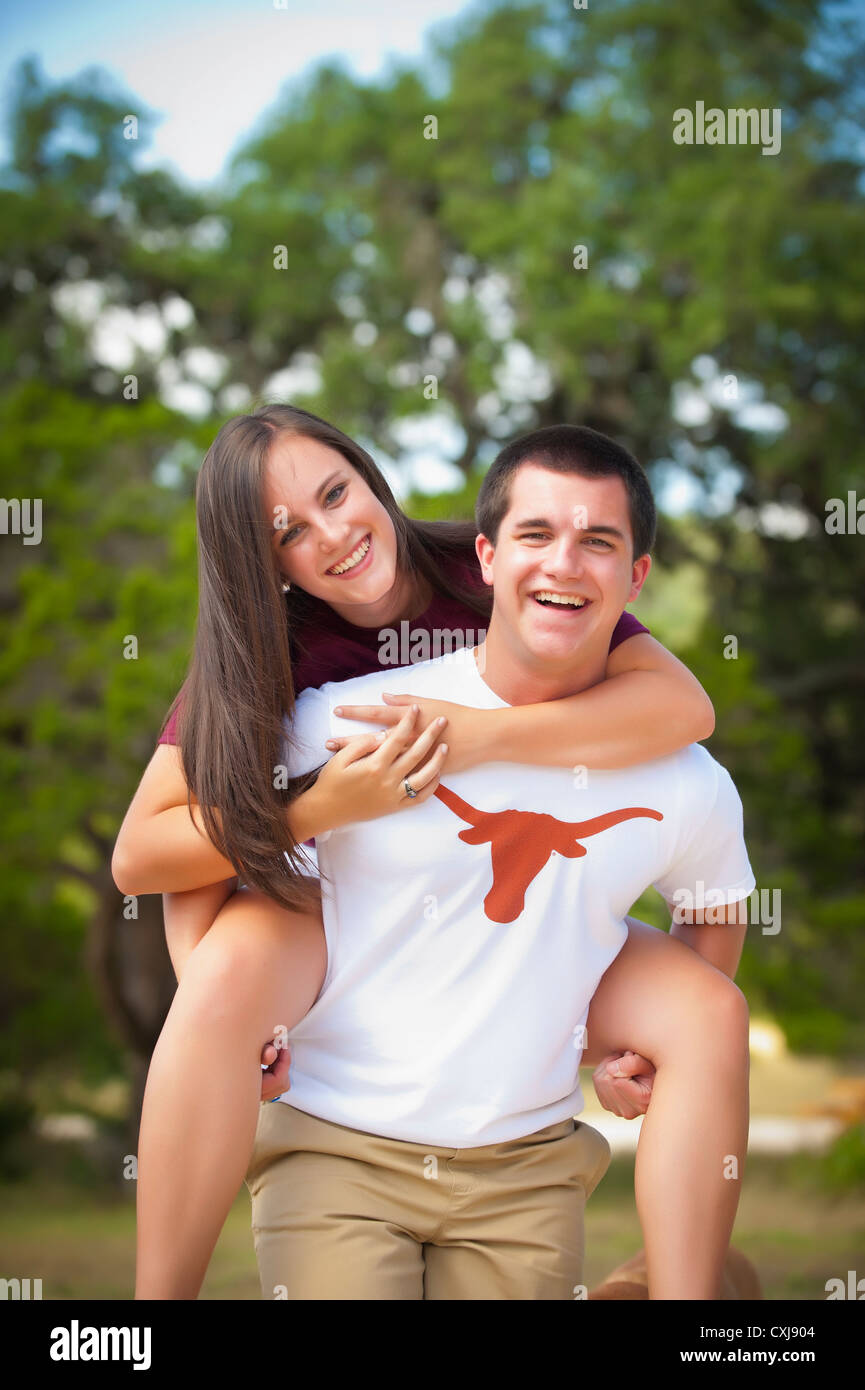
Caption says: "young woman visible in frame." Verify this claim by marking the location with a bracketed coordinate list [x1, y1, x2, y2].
[112, 403, 749, 1301]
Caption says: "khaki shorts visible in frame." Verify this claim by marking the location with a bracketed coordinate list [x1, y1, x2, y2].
[244, 1101, 611, 1300]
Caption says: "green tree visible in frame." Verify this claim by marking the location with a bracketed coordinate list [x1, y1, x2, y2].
[1, 0, 863, 1151]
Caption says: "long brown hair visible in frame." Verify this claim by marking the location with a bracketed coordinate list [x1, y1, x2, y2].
[168, 402, 491, 911]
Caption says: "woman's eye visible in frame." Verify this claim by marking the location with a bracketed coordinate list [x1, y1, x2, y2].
[279, 484, 346, 544]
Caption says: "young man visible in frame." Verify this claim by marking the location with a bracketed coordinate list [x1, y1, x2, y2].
[246, 425, 754, 1300]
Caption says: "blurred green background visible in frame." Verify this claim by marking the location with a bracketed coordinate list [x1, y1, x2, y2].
[1, 0, 863, 1298]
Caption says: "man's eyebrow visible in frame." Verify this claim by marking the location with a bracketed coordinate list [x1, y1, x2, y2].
[577, 524, 626, 541]
[512, 516, 626, 541]
[274, 471, 345, 530]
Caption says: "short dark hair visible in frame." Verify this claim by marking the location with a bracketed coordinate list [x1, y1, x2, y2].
[475, 424, 656, 560]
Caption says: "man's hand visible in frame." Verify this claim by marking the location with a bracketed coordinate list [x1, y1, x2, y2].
[260, 1038, 292, 1102]
[593, 1050, 655, 1118]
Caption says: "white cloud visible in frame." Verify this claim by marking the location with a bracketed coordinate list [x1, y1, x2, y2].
[2, 1, 471, 185]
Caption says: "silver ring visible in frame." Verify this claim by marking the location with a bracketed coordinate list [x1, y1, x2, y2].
[403, 778, 418, 798]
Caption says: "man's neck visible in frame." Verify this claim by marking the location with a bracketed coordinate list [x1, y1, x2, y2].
[473, 619, 609, 706]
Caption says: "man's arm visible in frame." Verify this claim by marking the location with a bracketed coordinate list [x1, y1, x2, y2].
[668, 899, 748, 980]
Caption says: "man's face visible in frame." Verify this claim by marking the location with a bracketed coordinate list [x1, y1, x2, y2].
[475, 463, 651, 671]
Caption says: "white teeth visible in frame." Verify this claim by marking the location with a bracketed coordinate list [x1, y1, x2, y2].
[328, 535, 371, 575]
[532, 591, 587, 608]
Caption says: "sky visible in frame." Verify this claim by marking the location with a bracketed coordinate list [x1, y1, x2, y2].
[0, 0, 489, 495]
[0, 0, 472, 186]
[0, 0, 802, 515]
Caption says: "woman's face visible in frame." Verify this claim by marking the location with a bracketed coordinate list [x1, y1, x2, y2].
[263, 433, 399, 609]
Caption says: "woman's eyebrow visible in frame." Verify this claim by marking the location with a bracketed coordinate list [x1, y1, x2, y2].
[274, 471, 345, 529]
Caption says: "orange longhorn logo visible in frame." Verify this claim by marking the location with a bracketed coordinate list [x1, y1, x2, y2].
[433, 784, 663, 923]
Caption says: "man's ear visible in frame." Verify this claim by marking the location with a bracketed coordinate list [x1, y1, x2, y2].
[628, 553, 651, 603]
[475, 532, 495, 587]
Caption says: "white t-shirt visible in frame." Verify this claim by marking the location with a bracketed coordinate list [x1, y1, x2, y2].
[277, 648, 755, 1147]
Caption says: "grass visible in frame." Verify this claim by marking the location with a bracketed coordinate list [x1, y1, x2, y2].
[1, 1151, 861, 1301]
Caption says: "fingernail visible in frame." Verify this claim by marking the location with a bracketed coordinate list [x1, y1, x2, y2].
[334, 706, 342, 715]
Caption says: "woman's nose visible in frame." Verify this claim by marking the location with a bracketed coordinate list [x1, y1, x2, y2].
[318, 523, 353, 561]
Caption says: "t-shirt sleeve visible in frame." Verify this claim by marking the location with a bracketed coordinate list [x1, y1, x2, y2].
[156, 683, 186, 746]
[282, 687, 335, 778]
[157, 703, 180, 746]
[652, 756, 756, 912]
[609, 609, 650, 652]
[281, 686, 338, 846]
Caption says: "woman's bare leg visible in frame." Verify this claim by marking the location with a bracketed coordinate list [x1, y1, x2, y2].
[584, 916, 750, 1300]
[135, 888, 327, 1300]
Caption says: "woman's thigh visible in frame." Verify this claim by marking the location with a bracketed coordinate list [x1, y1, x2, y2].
[583, 916, 745, 1068]
[177, 886, 328, 1035]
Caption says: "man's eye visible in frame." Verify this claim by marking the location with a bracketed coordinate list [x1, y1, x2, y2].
[586, 537, 613, 548]
[521, 532, 548, 541]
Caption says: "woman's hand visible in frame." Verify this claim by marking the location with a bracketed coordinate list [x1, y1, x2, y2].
[329, 692, 485, 775]
[592, 1050, 656, 1119]
[315, 704, 450, 830]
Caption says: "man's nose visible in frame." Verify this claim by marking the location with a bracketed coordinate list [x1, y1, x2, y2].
[543, 533, 586, 578]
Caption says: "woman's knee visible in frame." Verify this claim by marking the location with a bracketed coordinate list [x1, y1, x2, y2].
[650, 966, 750, 1070]
[702, 974, 750, 1055]
[586, 919, 748, 1066]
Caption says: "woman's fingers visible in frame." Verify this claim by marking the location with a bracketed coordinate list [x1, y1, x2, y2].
[333, 731, 389, 764]
[320, 706, 449, 810]
[401, 740, 449, 795]
[369, 704, 421, 761]
[395, 715, 448, 771]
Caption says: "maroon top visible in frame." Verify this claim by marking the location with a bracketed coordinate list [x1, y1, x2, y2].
[158, 555, 649, 745]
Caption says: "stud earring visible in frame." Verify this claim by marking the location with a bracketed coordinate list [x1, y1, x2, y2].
[282, 581, 291, 592]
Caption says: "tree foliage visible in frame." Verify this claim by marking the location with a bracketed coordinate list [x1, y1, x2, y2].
[1, 2, 863, 1131]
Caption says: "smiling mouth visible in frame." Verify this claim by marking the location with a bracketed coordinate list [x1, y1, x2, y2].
[531, 590, 590, 610]
[326, 533, 372, 576]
